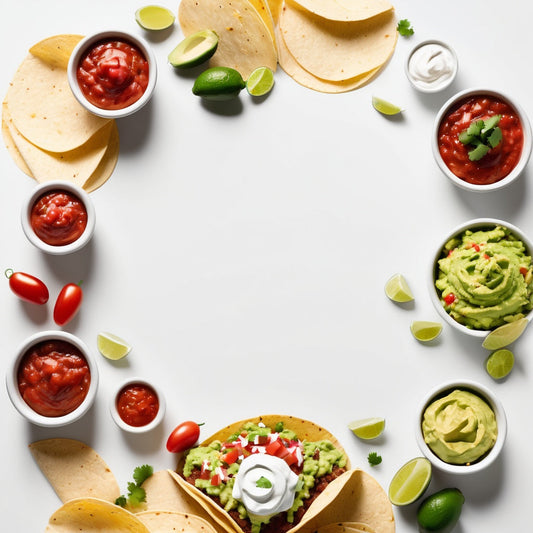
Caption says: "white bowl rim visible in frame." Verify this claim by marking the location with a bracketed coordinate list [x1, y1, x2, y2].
[415, 379, 507, 475]
[110, 376, 166, 433]
[405, 39, 458, 94]
[428, 217, 533, 338]
[431, 87, 533, 192]
[20, 180, 96, 256]
[67, 30, 157, 119]
[6, 330, 99, 427]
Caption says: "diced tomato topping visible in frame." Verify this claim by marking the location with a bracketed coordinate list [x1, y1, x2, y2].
[265, 439, 283, 456]
[444, 293, 456, 306]
[520, 266, 529, 276]
[484, 253, 490, 260]
[283, 452, 298, 466]
[210, 474, 221, 486]
[221, 448, 239, 465]
[255, 434, 268, 445]
[447, 249, 454, 257]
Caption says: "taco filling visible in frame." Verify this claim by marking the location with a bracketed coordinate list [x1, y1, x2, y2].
[180, 421, 347, 533]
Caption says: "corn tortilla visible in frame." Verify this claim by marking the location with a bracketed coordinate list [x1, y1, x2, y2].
[280, 1, 397, 82]
[266, 0, 284, 23]
[1, 112, 33, 177]
[29, 34, 84, 69]
[247, 0, 277, 46]
[290, 0, 393, 22]
[136, 510, 219, 533]
[315, 524, 376, 533]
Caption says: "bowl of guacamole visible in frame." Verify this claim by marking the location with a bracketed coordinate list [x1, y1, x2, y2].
[429, 218, 533, 337]
[415, 379, 507, 474]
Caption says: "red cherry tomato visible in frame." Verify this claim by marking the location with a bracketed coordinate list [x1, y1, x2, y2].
[166, 421, 203, 453]
[54, 282, 83, 326]
[5, 268, 49, 305]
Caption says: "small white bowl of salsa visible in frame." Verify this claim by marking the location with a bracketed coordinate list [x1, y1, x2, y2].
[67, 30, 157, 119]
[432, 88, 532, 192]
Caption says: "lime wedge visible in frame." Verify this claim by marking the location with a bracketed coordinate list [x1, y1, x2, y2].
[192, 67, 245, 100]
[485, 348, 514, 380]
[410, 321, 442, 342]
[97, 332, 132, 360]
[348, 417, 385, 440]
[246, 66, 275, 96]
[482, 317, 529, 350]
[168, 30, 219, 69]
[385, 273, 414, 303]
[388, 457, 432, 506]
[372, 96, 402, 116]
[135, 5, 175, 31]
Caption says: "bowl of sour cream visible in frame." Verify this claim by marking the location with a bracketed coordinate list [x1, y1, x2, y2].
[406, 40, 458, 93]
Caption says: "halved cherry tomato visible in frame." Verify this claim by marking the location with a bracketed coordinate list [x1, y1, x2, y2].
[5, 268, 49, 304]
[54, 282, 83, 326]
[166, 421, 203, 453]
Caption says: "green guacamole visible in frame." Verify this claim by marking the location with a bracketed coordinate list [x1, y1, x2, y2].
[435, 225, 533, 330]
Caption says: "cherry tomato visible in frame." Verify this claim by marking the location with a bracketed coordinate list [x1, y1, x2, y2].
[54, 282, 83, 326]
[166, 421, 203, 453]
[5, 268, 49, 304]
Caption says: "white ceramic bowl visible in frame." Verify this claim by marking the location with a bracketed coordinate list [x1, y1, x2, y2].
[67, 30, 157, 119]
[432, 88, 532, 192]
[405, 39, 458, 93]
[429, 218, 533, 338]
[415, 379, 507, 475]
[21, 180, 95, 255]
[110, 377, 166, 433]
[6, 330, 99, 427]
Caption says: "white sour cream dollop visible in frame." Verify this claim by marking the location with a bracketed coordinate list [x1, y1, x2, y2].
[232, 454, 299, 519]
[408, 42, 457, 91]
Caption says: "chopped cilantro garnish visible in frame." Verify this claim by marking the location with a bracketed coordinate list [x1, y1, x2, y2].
[275, 422, 284, 433]
[368, 452, 382, 467]
[397, 19, 414, 37]
[256, 476, 272, 488]
[115, 495, 127, 507]
[133, 464, 154, 486]
[115, 464, 153, 508]
[458, 115, 502, 161]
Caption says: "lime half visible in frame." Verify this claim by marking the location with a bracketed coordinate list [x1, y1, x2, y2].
[192, 67, 245, 100]
[135, 5, 175, 31]
[411, 321, 442, 342]
[417, 488, 464, 533]
[348, 417, 385, 440]
[97, 332, 132, 360]
[246, 66, 275, 96]
[388, 457, 432, 506]
[385, 273, 414, 303]
[372, 96, 402, 116]
[485, 348, 514, 380]
[168, 30, 219, 69]
[482, 317, 529, 350]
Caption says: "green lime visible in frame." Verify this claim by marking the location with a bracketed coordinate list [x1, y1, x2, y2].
[168, 30, 218, 69]
[192, 67, 246, 100]
[411, 321, 442, 342]
[135, 5, 175, 31]
[482, 317, 529, 350]
[97, 332, 132, 360]
[372, 96, 402, 115]
[348, 417, 385, 440]
[246, 66, 275, 96]
[417, 488, 464, 532]
[385, 273, 414, 302]
[485, 348, 514, 379]
[388, 457, 432, 506]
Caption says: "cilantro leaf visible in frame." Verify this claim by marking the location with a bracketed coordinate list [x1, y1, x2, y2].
[397, 19, 414, 37]
[115, 464, 154, 509]
[133, 464, 154, 486]
[115, 495, 127, 508]
[458, 115, 502, 161]
[368, 452, 382, 467]
[127, 483, 147, 506]
[256, 476, 273, 488]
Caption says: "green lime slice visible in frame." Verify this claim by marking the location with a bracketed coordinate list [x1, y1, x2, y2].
[168, 30, 219, 69]
[97, 332, 132, 360]
[388, 457, 432, 506]
[135, 5, 175, 31]
[246, 66, 275, 96]
[348, 417, 385, 440]
[192, 66, 245, 101]
[385, 273, 414, 302]
[485, 348, 514, 379]
[417, 488, 464, 532]
[411, 321, 442, 342]
[372, 96, 402, 116]
[482, 317, 529, 350]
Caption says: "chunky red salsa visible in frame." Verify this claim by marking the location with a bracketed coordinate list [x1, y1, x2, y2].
[18, 340, 91, 417]
[30, 190, 88, 246]
[77, 39, 149, 110]
[438, 94, 523, 185]
[116, 383, 159, 427]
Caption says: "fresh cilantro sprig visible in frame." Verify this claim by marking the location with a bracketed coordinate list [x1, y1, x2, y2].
[368, 452, 382, 467]
[397, 19, 414, 37]
[256, 476, 273, 488]
[458, 115, 502, 161]
[115, 464, 154, 508]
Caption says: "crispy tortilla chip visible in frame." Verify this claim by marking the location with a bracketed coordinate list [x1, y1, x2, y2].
[45, 498, 150, 533]
[280, 2, 397, 82]
[178, 0, 277, 79]
[136, 510, 219, 533]
[29, 34, 84, 69]
[6, 53, 110, 152]
[2, 105, 33, 177]
[29, 439, 120, 504]
[290, 0, 392, 22]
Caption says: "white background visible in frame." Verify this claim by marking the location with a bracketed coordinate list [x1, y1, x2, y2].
[1, 1, 531, 531]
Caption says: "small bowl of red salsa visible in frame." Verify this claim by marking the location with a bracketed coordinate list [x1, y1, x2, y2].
[110, 377, 165, 433]
[432, 88, 532, 192]
[21, 181, 95, 255]
[67, 30, 157, 119]
[6, 330, 99, 427]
